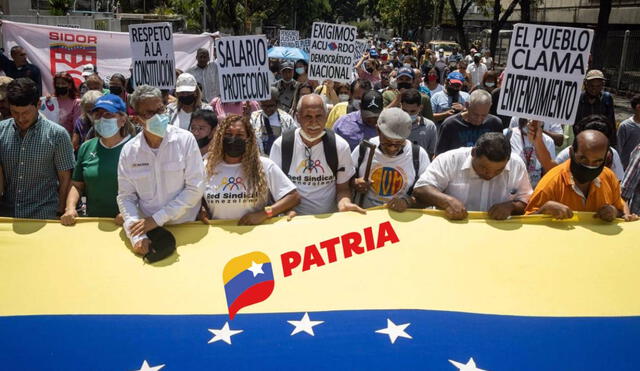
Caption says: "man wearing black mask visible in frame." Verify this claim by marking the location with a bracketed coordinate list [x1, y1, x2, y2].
[383, 67, 434, 121]
[526, 129, 638, 222]
[189, 109, 218, 157]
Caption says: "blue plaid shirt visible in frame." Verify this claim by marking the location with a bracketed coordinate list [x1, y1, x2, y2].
[0, 114, 75, 219]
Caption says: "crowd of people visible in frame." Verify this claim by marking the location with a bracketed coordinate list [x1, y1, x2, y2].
[1, 35, 639, 260]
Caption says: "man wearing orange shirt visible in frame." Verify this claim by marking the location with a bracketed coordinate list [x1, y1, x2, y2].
[525, 129, 638, 222]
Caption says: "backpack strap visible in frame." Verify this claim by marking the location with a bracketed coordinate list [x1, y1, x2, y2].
[281, 129, 296, 175]
[408, 143, 421, 194]
[322, 129, 340, 177]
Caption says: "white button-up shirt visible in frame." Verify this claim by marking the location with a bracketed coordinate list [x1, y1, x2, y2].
[117, 125, 205, 244]
[415, 147, 532, 211]
[186, 62, 220, 103]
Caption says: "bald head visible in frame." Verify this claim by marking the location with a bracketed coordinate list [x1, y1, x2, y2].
[573, 129, 609, 168]
[297, 94, 327, 116]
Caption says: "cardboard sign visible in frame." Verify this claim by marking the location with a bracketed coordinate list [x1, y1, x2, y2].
[294, 38, 310, 54]
[215, 35, 271, 103]
[279, 30, 299, 47]
[353, 39, 369, 66]
[308, 22, 357, 83]
[128, 22, 176, 89]
[498, 23, 594, 124]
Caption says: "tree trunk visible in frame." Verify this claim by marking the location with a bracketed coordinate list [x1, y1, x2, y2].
[436, 0, 445, 25]
[455, 15, 467, 51]
[520, 0, 531, 22]
[490, 0, 520, 61]
[591, 0, 612, 70]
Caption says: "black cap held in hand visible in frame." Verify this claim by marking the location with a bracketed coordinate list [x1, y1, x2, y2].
[143, 227, 177, 264]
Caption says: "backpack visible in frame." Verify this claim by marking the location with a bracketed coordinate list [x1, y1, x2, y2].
[281, 129, 340, 177]
[356, 141, 421, 194]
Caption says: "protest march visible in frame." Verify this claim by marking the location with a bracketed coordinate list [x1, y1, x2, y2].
[1, 9, 640, 370]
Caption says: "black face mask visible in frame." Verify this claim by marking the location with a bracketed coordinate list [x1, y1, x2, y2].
[109, 86, 123, 95]
[55, 86, 69, 96]
[570, 149, 606, 184]
[223, 136, 246, 158]
[397, 82, 412, 90]
[197, 136, 212, 149]
[178, 95, 196, 105]
[446, 86, 460, 100]
[474, 57, 481, 63]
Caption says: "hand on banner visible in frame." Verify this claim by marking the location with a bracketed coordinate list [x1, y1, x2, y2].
[114, 213, 124, 226]
[538, 200, 573, 219]
[133, 238, 151, 255]
[338, 198, 367, 215]
[242, 101, 252, 118]
[60, 208, 78, 226]
[238, 210, 269, 226]
[387, 196, 411, 213]
[488, 201, 514, 220]
[594, 204, 618, 222]
[286, 210, 297, 222]
[129, 217, 158, 236]
[623, 213, 639, 222]
[526, 120, 543, 144]
[443, 196, 468, 220]
[197, 205, 210, 224]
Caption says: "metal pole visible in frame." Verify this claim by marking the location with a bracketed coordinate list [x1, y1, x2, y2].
[617, 30, 631, 90]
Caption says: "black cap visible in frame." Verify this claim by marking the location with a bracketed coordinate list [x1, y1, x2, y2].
[361, 90, 383, 118]
[143, 227, 177, 263]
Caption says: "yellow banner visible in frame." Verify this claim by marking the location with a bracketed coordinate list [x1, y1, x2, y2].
[1, 209, 639, 317]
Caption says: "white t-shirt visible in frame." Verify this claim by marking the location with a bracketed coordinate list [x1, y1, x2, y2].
[467, 62, 488, 86]
[505, 127, 556, 188]
[270, 129, 356, 215]
[351, 136, 430, 208]
[203, 157, 296, 220]
[555, 146, 624, 180]
[508, 116, 563, 135]
[174, 109, 192, 130]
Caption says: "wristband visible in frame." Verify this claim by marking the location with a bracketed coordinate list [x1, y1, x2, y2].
[264, 206, 274, 218]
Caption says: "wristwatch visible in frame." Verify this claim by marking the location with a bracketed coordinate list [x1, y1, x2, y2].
[264, 206, 274, 218]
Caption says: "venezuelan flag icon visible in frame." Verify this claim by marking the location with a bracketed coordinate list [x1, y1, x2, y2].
[223, 251, 275, 320]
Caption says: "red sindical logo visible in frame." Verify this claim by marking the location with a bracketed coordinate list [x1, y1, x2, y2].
[48, 31, 98, 87]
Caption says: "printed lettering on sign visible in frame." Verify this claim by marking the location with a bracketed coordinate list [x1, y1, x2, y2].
[48, 31, 98, 87]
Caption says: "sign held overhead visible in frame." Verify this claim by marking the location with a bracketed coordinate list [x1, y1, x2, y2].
[498, 23, 594, 125]
[128, 22, 176, 90]
[308, 22, 357, 84]
[216, 35, 271, 103]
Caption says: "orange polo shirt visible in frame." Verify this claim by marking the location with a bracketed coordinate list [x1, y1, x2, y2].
[525, 161, 624, 214]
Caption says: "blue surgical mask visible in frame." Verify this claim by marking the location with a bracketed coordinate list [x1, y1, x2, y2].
[295, 67, 305, 75]
[410, 114, 418, 122]
[146, 114, 169, 138]
[95, 117, 120, 138]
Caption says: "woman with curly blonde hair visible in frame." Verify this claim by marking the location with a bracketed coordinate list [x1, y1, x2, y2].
[202, 114, 300, 225]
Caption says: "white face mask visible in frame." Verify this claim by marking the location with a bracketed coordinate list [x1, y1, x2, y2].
[351, 99, 361, 110]
[485, 82, 496, 88]
[338, 94, 350, 102]
[95, 117, 120, 138]
[299, 129, 326, 142]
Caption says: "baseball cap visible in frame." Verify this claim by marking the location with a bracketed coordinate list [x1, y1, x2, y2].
[361, 90, 383, 118]
[176, 72, 197, 93]
[585, 69, 605, 81]
[447, 71, 465, 85]
[143, 227, 177, 264]
[370, 48, 379, 58]
[0, 76, 13, 100]
[92, 94, 126, 113]
[474, 52, 482, 58]
[390, 50, 397, 56]
[397, 67, 415, 79]
[280, 61, 294, 70]
[82, 63, 96, 77]
[377, 107, 412, 140]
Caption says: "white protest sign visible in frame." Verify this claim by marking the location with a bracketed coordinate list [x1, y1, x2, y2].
[39, 97, 60, 124]
[353, 39, 369, 66]
[294, 39, 310, 54]
[309, 22, 357, 83]
[128, 22, 176, 89]
[216, 35, 271, 103]
[279, 30, 299, 47]
[498, 23, 594, 125]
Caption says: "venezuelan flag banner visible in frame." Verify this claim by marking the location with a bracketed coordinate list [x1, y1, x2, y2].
[1, 210, 639, 370]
